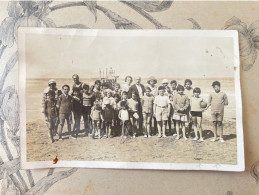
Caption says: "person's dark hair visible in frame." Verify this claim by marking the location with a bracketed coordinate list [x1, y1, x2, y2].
[114, 93, 120, 100]
[193, 87, 201, 94]
[170, 80, 177, 85]
[184, 79, 192, 86]
[102, 82, 111, 89]
[177, 85, 184, 91]
[212, 81, 221, 87]
[83, 84, 89, 90]
[62, 84, 70, 90]
[122, 91, 128, 96]
[124, 76, 133, 83]
[95, 92, 102, 99]
[145, 86, 151, 91]
[158, 86, 165, 91]
[120, 100, 128, 108]
[95, 80, 101, 85]
[72, 74, 79, 79]
[114, 83, 121, 88]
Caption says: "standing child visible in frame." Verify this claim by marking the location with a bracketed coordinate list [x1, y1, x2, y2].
[173, 85, 190, 140]
[82, 84, 94, 135]
[169, 95, 176, 135]
[118, 101, 130, 138]
[153, 86, 170, 138]
[206, 81, 228, 143]
[170, 80, 178, 96]
[72, 88, 83, 139]
[102, 99, 114, 138]
[113, 94, 121, 136]
[190, 87, 205, 142]
[57, 85, 73, 141]
[141, 87, 154, 138]
[44, 90, 58, 143]
[102, 89, 116, 109]
[113, 83, 121, 98]
[184, 79, 193, 136]
[90, 102, 103, 139]
[127, 92, 139, 138]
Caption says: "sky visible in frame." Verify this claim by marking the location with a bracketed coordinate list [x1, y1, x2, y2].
[25, 32, 235, 79]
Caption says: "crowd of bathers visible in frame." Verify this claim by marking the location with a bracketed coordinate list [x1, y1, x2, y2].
[42, 74, 228, 143]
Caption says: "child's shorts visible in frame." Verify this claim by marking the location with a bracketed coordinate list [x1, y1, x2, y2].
[211, 112, 223, 122]
[155, 107, 169, 122]
[82, 106, 91, 115]
[173, 114, 187, 122]
[143, 112, 152, 118]
[191, 111, 202, 117]
[59, 113, 72, 125]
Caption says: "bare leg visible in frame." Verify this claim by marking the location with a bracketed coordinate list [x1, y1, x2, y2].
[157, 121, 162, 137]
[197, 117, 203, 141]
[143, 113, 147, 137]
[162, 121, 167, 137]
[193, 117, 198, 140]
[58, 125, 63, 140]
[182, 122, 187, 140]
[175, 121, 180, 139]
[218, 121, 223, 139]
[146, 115, 151, 137]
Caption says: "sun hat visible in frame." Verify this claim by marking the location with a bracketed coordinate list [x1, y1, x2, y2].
[48, 79, 56, 86]
[147, 76, 157, 84]
[162, 79, 169, 84]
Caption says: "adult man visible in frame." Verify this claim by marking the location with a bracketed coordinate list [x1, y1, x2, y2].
[72, 74, 84, 96]
[128, 76, 145, 135]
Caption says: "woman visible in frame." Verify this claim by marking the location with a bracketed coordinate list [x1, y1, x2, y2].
[121, 76, 133, 93]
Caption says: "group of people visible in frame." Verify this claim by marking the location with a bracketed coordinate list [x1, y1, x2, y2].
[42, 74, 228, 143]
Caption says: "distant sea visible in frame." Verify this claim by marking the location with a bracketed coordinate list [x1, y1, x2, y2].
[26, 78, 236, 122]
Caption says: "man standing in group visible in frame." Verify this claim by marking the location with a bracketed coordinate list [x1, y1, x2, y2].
[128, 76, 145, 135]
[72, 74, 84, 96]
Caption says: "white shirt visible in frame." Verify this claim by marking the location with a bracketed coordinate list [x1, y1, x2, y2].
[120, 109, 129, 121]
[136, 84, 143, 98]
[154, 95, 170, 107]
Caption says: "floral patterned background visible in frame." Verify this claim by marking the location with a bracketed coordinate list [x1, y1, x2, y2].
[0, 1, 259, 194]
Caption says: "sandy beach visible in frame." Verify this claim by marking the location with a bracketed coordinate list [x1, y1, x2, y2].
[26, 77, 237, 164]
[27, 118, 237, 164]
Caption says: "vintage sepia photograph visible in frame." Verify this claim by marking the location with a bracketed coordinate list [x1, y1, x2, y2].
[19, 28, 244, 171]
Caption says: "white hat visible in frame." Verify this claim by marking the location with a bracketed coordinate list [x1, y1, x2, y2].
[48, 79, 56, 86]
[162, 79, 169, 84]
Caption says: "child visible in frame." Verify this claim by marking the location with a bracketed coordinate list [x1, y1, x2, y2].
[190, 87, 205, 142]
[118, 101, 130, 138]
[153, 86, 170, 138]
[102, 99, 114, 138]
[184, 79, 193, 136]
[113, 83, 121, 98]
[82, 84, 94, 135]
[44, 90, 58, 143]
[127, 92, 139, 138]
[90, 101, 103, 139]
[57, 85, 73, 141]
[170, 80, 178, 96]
[113, 94, 121, 136]
[162, 79, 171, 96]
[102, 89, 116, 109]
[72, 88, 83, 139]
[206, 81, 228, 143]
[141, 87, 154, 138]
[173, 85, 190, 140]
[169, 95, 176, 135]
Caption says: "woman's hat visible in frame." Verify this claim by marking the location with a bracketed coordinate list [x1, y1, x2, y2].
[147, 76, 157, 84]
[48, 79, 56, 86]
[162, 79, 169, 84]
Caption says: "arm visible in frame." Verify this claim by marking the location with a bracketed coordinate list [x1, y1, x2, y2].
[118, 110, 122, 120]
[206, 94, 212, 109]
[183, 96, 190, 110]
[56, 95, 61, 110]
[224, 93, 229, 106]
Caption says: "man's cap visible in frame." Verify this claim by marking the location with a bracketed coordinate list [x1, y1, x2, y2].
[48, 79, 56, 86]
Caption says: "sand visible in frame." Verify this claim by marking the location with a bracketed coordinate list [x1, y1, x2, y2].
[26, 118, 237, 165]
